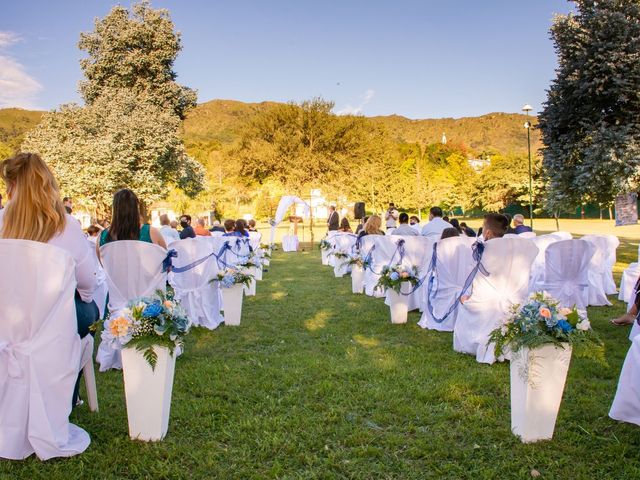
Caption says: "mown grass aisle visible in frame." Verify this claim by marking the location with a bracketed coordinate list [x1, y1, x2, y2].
[3, 246, 640, 479]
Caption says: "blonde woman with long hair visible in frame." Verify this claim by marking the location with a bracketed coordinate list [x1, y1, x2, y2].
[0, 152, 98, 405]
[357, 214, 385, 238]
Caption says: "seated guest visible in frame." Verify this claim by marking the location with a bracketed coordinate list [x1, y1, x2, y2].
[63, 196, 73, 214]
[159, 213, 180, 245]
[453, 212, 533, 364]
[355, 216, 369, 235]
[223, 218, 236, 234]
[194, 218, 211, 237]
[421, 206, 453, 239]
[409, 215, 420, 233]
[357, 214, 385, 238]
[449, 218, 463, 234]
[338, 217, 353, 233]
[209, 220, 225, 233]
[460, 222, 476, 237]
[513, 214, 533, 234]
[98, 189, 167, 256]
[441, 227, 460, 239]
[393, 212, 419, 236]
[170, 219, 179, 231]
[442, 215, 450, 223]
[179, 214, 196, 239]
[247, 219, 258, 232]
[0, 153, 98, 406]
[612, 276, 640, 326]
[503, 213, 516, 234]
[224, 218, 250, 237]
[86, 225, 101, 244]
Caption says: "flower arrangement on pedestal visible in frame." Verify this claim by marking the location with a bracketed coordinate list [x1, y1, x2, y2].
[210, 268, 254, 289]
[488, 292, 602, 360]
[488, 292, 603, 443]
[102, 290, 189, 369]
[319, 239, 331, 251]
[375, 264, 420, 293]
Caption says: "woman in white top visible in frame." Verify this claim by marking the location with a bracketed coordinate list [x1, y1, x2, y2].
[0, 152, 98, 405]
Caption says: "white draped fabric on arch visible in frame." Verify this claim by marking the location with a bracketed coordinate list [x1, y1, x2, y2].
[269, 195, 311, 247]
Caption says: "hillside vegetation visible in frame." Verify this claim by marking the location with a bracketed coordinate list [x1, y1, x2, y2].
[0, 100, 539, 156]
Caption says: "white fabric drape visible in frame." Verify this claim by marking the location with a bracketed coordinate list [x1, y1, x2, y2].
[619, 244, 640, 310]
[0, 240, 90, 460]
[610, 335, 640, 427]
[418, 236, 476, 331]
[453, 238, 538, 364]
[270, 196, 311, 245]
[169, 238, 223, 330]
[580, 235, 616, 306]
[96, 241, 168, 372]
[528, 234, 561, 292]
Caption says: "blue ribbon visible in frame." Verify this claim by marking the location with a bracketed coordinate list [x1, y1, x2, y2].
[426, 241, 488, 323]
[162, 249, 178, 273]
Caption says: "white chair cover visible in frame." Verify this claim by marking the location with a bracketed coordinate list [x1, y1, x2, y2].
[619, 244, 640, 309]
[551, 231, 573, 241]
[610, 334, 640, 427]
[0, 240, 90, 460]
[361, 235, 400, 298]
[331, 233, 358, 276]
[580, 235, 615, 306]
[453, 238, 538, 364]
[87, 239, 108, 319]
[248, 231, 262, 251]
[96, 241, 168, 372]
[383, 235, 433, 311]
[197, 236, 252, 269]
[418, 236, 476, 331]
[537, 239, 592, 314]
[528, 234, 560, 293]
[282, 234, 299, 252]
[169, 238, 223, 330]
[519, 231, 537, 239]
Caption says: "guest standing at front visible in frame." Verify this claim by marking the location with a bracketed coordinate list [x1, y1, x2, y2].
[327, 205, 339, 231]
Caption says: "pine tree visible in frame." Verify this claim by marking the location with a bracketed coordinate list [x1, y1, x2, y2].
[539, 0, 640, 209]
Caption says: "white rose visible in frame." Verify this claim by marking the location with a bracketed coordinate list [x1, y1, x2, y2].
[576, 319, 591, 331]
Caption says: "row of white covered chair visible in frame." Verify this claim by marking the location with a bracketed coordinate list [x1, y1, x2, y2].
[323, 232, 622, 365]
[97, 235, 259, 372]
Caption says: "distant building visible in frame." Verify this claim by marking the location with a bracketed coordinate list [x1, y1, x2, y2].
[467, 158, 491, 171]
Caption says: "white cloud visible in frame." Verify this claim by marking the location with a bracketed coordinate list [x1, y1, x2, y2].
[336, 89, 375, 115]
[0, 31, 42, 109]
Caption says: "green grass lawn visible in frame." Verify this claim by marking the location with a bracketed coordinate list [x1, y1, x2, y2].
[3, 227, 640, 479]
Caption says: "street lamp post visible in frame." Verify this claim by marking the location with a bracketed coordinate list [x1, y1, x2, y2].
[522, 104, 533, 229]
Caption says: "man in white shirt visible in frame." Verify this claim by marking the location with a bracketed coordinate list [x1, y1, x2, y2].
[385, 203, 399, 229]
[392, 212, 419, 236]
[421, 206, 453, 239]
[159, 213, 180, 245]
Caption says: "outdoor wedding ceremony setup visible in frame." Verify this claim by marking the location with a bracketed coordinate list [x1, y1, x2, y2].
[2, 0, 640, 478]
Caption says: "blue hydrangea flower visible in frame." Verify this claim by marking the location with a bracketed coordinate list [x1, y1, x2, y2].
[556, 320, 573, 333]
[142, 302, 163, 318]
[390, 271, 400, 281]
[221, 273, 235, 288]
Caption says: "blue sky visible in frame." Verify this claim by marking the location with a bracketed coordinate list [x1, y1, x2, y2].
[0, 0, 573, 118]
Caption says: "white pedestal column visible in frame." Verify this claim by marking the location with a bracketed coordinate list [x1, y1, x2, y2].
[122, 346, 176, 441]
[510, 343, 572, 443]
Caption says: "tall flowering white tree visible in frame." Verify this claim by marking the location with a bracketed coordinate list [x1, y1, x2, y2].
[23, 0, 203, 215]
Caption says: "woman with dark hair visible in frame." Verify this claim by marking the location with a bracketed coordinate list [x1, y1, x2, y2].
[97, 189, 166, 259]
[440, 227, 460, 240]
[224, 218, 249, 237]
[339, 217, 352, 233]
[449, 218, 463, 234]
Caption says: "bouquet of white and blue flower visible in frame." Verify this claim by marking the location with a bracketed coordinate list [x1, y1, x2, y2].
[210, 267, 254, 288]
[488, 292, 603, 361]
[319, 239, 332, 250]
[101, 291, 190, 369]
[236, 254, 259, 269]
[345, 253, 368, 269]
[376, 264, 420, 293]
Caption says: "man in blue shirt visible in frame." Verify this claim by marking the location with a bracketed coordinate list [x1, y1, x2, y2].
[513, 214, 533, 234]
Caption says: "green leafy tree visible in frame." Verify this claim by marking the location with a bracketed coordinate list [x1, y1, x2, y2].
[23, 0, 203, 216]
[539, 0, 640, 209]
